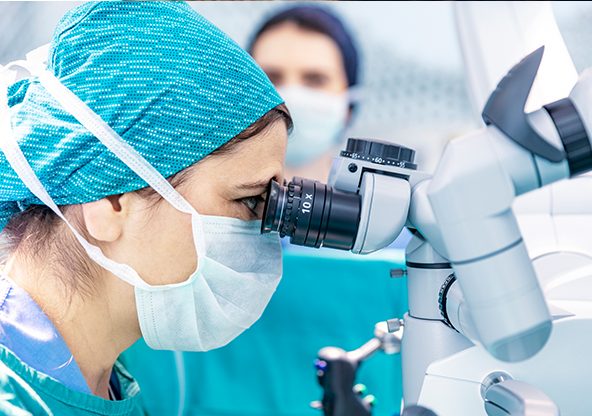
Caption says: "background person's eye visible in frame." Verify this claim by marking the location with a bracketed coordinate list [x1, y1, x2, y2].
[302, 72, 329, 88]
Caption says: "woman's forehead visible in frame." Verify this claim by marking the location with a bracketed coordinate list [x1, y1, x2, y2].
[189, 122, 288, 185]
[253, 23, 345, 73]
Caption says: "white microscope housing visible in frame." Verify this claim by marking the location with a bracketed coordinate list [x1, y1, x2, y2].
[328, 47, 591, 363]
[262, 46, 592, 415]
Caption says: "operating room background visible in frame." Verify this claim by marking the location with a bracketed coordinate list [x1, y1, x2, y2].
[2, 1, 592, 415]
[2, 1, 592, 176]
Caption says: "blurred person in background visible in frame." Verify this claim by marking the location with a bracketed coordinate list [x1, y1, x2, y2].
[249, 6, 360, 183]
[123, 6, 408, 416]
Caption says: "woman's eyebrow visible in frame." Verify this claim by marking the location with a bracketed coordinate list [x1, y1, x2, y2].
[233, 179, 271, 191]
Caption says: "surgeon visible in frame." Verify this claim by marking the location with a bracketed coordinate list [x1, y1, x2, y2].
[0, 2, 290, 414]
[120, 6, 407, 416]
[249, 5, 359, 182]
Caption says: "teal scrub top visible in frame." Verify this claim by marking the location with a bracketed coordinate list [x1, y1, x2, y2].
[0, 274, 146, 415]
[122, 247, 408, 416]
[0, 345, 144, 416]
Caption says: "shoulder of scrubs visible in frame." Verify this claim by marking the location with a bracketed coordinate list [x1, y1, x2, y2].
[0, 357, 53, 415]
[0, 345, 145, 416]
[0, 274, 90, 393]
[0, 275, 145, 415]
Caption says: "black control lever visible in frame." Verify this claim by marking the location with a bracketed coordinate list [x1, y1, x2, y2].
[312, 346, 373, 416]
[311, 320, 403, 416]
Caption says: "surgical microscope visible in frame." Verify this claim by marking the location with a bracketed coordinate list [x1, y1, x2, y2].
[261, 47, 592, 416]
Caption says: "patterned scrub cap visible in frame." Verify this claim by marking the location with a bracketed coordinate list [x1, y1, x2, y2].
[0, 1, 283, 231]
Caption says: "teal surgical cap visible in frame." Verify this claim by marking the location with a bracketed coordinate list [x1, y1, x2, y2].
[0, 1, 283, 230]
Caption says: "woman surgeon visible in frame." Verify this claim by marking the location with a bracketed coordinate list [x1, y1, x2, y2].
[121, 6, 406, 416]
[0, 2, 289, 414]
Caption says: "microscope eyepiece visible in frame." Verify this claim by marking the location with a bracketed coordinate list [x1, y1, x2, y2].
[261, 177, 361, 250]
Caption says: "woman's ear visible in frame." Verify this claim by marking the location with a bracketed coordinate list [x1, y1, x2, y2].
[81, 194, 126, 242]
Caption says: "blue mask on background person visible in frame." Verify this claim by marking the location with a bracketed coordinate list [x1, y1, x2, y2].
[277, 85, 350, 168]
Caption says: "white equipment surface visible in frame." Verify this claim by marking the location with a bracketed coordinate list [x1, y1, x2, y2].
[409, 2, 592, 415]
[455, 1, 577, 115]
[418, 254, 592, 415]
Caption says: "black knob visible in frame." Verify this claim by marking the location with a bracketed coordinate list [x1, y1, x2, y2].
[438, 273, 457, 331]
[341, 138, 417, 170]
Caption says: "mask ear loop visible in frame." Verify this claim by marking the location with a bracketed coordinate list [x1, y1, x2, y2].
[29, 50, 204, 245]
[0, 48, 206, 290]
[0, 73, 156, 290]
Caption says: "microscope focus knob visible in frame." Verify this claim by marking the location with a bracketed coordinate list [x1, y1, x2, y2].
[438, 274, 457, 330]
[341, 138, 417, 170]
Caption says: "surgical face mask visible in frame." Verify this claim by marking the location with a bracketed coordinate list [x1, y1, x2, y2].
[277, 85, 350, 168]
[137, 215, 282, 351]
[0, 45, 283, 352]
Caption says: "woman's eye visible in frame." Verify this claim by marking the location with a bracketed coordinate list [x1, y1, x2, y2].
[240, 195, 266, 218]
[242, 196, 258, 211]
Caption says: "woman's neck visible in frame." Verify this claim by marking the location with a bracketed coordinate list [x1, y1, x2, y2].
[4, 255, 140, 399]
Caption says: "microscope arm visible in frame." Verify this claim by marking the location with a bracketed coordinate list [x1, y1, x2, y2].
[421, 48, 592, 362]
[410, 120, 561, 362]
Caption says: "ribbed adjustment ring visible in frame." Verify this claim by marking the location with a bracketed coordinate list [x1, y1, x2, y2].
[545, 98, 592, 176]
[438, 273, 458, 331]
[281, 182, 295, 238]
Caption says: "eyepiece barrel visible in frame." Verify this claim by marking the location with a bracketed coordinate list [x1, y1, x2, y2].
[261, 177, 361, 251]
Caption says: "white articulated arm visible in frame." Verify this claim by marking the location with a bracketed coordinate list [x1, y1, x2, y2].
[427, 126, 560, 362]
[423, 47, 592, 362]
